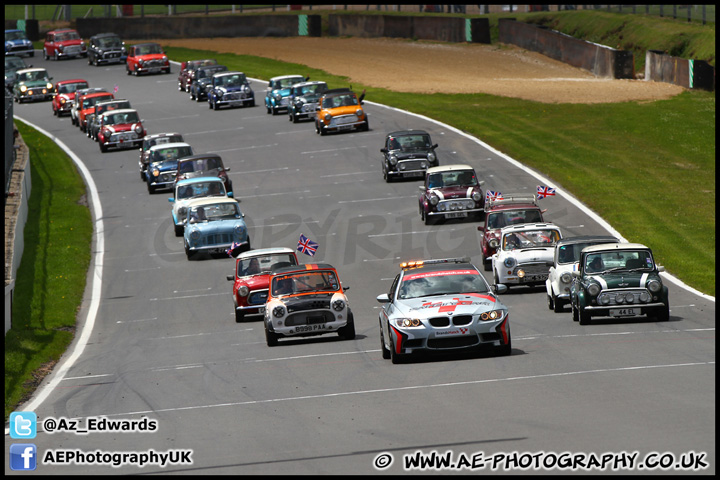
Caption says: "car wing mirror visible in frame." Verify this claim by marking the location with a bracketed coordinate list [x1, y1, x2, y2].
[226, 275, 234, 281]
[342, 285, 350, 292]
[432, 144, 439, 149]
[380, 148, 387, 153]
[418, 185, 426, 192]
[376, 293, 390, 303]
[477, 226, 484, 232]
[657, 265, 665, 272]
[168, 198, 174, 203]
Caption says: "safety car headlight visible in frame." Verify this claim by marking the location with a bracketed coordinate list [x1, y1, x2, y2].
[587, 283, 601, 296]
[46, 83, 53, 90]
[273, 306, 285, 318]
[238, 285, 249, 297]
[647, 279, 662, 293]
[395, 318, 423, 328]
[479, 310, 503, 321]
[332, 299, 345, 311]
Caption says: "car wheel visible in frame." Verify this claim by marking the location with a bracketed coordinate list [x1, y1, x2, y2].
[265, 324, 278, 347]
[579, 307, 591, 325]
[495, 331, 512, 356]
[571, 303, 579, 322]
[315, 121, 320, 134]
[547, 294, 554, 310]
[147, 182, 155, 194]
[213, 101, 219, 110]
[553, 296, 564, 313]
[266, 104, 271, 114]
[174, 223, 184, 237]
[362, 119, 370, 131]
[43, 49, 48, 60]
[190, 90, 195, 100]
[184, 242, 195, 260]
[389, 336, 404, 364]
[88, 55, 92, 65]
[234, 309, 245, 323]
[424, 212, 433, 226]
[655, 304, 670, 322]
[54, 50, 59, 61]
[483, 256, 492, 272]
[319, 125, 326, 136]
[99, 142, 107, 153]
[53, 107, 58, 116]
[338, 311, 356, 340]
[380, 323, 391, 360]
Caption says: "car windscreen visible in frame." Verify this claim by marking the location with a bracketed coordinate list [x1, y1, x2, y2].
[584, 250, 654, 274]
[150, 146, 194, 163]
[58, 82, 88, 94]
[238, 254, 298, 277]
[106, 111, 139, 125]
[503, 229, 561, 251]
[392, 134, 432, 150]
[486, 209, 543, 229]
[427, 170, 478, 188]
[398, 268, 488, 300]
[271, 271, 339, 296]
[176, 181, 225, 200]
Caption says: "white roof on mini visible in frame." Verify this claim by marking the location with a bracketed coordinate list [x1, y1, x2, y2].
[235, 247, 296, 260]
[582, 242, 650, 253]
[426, 164, 474, 174]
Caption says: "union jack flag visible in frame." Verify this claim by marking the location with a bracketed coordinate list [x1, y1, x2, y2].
[226, 241, 242, 257]
[113, 84, 119, 93]
[297, 234, 319, 257]
[485, 190, 503, 202]
[536, 185, 556, 199]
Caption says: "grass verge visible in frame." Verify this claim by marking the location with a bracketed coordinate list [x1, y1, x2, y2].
[4, 122, 92, 419]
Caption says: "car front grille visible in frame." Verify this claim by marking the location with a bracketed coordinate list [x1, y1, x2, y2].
[64, 45, 82, 55]
[437, 199, 475, 211]
[202, 233, 233, 246]
[428, 315, 473, 327]
[398, 159, 427, 171]
[514, 263, 550, 276]
[285, 311, 335, 326]
[145, 59, 164, 68]
[287, 298, 331, 313]
[427, 335, 479, 349]
[248, 290, 268, 306]
[329, 114, 359, 127]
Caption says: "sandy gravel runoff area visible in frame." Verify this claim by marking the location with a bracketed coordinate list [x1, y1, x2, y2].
[157, 36, 685, 104]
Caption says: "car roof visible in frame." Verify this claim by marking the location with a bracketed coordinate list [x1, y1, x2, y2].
[177, 153, 222, 162]
[103, 108, 136, 115]
[184, 197, 239, 208]
[500, 222, 560, 233]
[131, 42, 160, 47]
[16, 68, 48, 74]
[176, 176, 224, 187]
[387, 129, 430, 137]
[321, 88, 353, 97]
[555, 235, 619, 247]
[235, 247, 296, 260]
[96, 99, 129, 106]
[271, 74, 305, 81]
[293, 80, 326, 87]
[582, 242, 650, 254]
[148, 142, 192, 151]
[426, 164, 474, 174]
[48, 28, 77, 34]
[272, 263, 337, 276]
[144, 132, 182, 140]
[215, 71, 244, 76]
[82, 91, 113, 99]
[92, 32, 119, 38]
[401, 261, 477, 276]
[56, 79, 87, 84]
[6, 29, 24, 33]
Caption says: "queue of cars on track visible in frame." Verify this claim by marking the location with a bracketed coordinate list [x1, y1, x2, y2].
[10, 29, 671, 362]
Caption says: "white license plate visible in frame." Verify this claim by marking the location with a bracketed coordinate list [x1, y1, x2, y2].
[445, 212, 468, 219]
[149, 67, 160, 73]
[609, 308, 638, 317]
[402, 171, 424, 177]
[294, 324, 326, 333]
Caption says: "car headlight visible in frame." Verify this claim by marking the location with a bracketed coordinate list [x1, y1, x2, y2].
[332, 299, 345, 311]
[238, 285, 249, 297]
[647, 279, 662, 293]
[20, 85, 27, 92]
[234, 225, 245, 236]
[162, 56, 168, 62]
[517, 269, 525, 278]
[134, 124, 143, 135]
[46, 82, 53, 90]
[273, 306, 285, 318]
[152, 169, 159, 177]
[560, 272, 572, 284]
[190, 229, 200, 240]
[503, 257, 516, 269]
[587, 283, 601, 296]
[324, 113, 332, 122]
[395, 318, 423, 328]
[488, 238, 499, 249]
[429, 194, 439, 206]
[355, 108, 363, 118]
[599, 295, 611, 305]
[471, 191, 482, 202]
[639, 291, 651, 303]
[388, 155, 398, 166]
[428, 152, 436, 163]
[479, 309, 503, 321]
[138, 59, 145, 65]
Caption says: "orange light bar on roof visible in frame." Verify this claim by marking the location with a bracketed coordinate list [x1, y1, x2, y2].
[400, 260, 424, 269]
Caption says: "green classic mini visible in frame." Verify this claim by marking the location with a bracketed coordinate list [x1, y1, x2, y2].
[570, 243, 669, 325]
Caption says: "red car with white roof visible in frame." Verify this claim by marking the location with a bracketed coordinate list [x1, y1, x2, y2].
[97, 108, 146, 153]
[51, 79, 88, 116]
[226, 247, 300, 323]
[43, 28, 86, 60]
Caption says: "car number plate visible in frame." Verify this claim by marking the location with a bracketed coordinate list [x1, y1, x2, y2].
[294, 324, 325, 333]
[402, 171, 424, 177]
[609, 308, 638, 317]
[150, 67, 160, 73]
[338, 125, 352, 131]
[445, 212, 468, 219]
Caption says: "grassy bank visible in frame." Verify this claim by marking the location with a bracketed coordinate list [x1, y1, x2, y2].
[4, 123, 92, 419]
